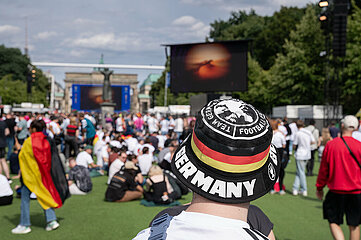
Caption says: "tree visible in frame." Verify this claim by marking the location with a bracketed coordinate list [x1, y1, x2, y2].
[209, 7, 306, 70]
[232, 54, 273, 113]
[253, 7, 305, 69]
[342, 1, 361, 114]
[0, 45, 30, 82]
[0, 45, 49, 105]
[268, 5, 325, 106]
[0, 75, 27, 104]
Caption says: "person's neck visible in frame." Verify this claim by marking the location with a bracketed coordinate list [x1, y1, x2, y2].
[342, 130, 353, 137]
[186, 194, 249, 222]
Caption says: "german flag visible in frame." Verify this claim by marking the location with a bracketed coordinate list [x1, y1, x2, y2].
[19, 132, 64, 209]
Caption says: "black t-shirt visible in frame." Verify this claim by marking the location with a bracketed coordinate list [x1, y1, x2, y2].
[149, 204, 273, 237]
[0, 121, 8, 148]
[5, 118, 15, 136]
[105, 170, 138, 201]
[149, 136, 159, 151]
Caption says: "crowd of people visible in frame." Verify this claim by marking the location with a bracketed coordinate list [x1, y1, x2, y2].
[1, 103, 361, 239]
[0, 111, 194, 234]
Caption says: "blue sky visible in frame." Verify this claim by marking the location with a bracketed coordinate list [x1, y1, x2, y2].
[0, 0, 314, 87]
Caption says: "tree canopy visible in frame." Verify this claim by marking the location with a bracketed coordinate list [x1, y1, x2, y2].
[0, 45, 49, 105]
[150, 3, 360, 115]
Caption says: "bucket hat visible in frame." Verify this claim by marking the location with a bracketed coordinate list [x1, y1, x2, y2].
[171, 98, 280, 203]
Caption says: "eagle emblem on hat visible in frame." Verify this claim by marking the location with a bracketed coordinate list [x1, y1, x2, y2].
[214, 99, 254, 124]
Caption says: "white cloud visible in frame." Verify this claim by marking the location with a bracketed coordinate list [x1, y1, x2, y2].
[180, 0, 316, 15]
[180, 0, 223, 5]
[0, 25, 21, 35]
[172, 16, 197, 26]
[170, 16, 210, 41]
[73, 18, 105, 26]
[64, 32, 159, 52]
[34, 31, 58, 40]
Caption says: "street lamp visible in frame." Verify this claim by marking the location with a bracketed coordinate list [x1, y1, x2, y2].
[319, 0, 329, 7]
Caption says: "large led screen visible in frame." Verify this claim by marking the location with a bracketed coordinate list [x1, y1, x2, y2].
[72, 84, 130, 111]
[170, 41, 248, 93]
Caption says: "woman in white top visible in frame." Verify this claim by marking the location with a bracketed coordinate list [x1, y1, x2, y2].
[271, 119, 287, 195]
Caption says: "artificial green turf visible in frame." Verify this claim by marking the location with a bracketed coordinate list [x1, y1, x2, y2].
[0, 156, 350, 240]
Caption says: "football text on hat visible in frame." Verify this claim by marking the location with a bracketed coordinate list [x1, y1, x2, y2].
[171, 98, 281, 204]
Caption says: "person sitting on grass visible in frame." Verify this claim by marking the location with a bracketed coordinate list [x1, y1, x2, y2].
[9, 146, 21, 179]
[0, 173, 13, 206]
[105, 161, 143, 202]
[75, 145, 100, 170]
[128, 154, 144, 186]
[68, 158, 92, 195]
[138, 147, 153, 176]
[108, 151, 128, 184]
[144, 165, 175, 205]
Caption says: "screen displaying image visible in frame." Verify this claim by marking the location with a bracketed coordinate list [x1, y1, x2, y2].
[72, 84, 130, 111]
[170, 41, 248, 93]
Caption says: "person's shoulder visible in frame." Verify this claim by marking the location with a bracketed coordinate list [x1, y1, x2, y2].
[346, 136, 361, 146]
[325, 137, 341, 148]
[132, 227, 150, 240]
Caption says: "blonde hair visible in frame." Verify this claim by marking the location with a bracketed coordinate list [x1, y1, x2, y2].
[70, 116, 77, 126]
[148, 165, 163, 177]
[321, 128, 332, 145]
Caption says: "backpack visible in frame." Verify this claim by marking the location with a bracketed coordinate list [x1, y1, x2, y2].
[105, 171, 127, 202]
[76, 166, 92, 193]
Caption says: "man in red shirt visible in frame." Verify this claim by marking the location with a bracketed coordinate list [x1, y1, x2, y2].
[316, 115, 361, 240]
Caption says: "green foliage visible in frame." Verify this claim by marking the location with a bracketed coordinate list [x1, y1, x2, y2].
[268, 6, 325, 106]
[209, 7, 305, 70]
[233, 54, 272, 113]
[342, 2, 361, 114]
[254, 7, 305, 69]
[0, 45, 49, 106]
[0, 45, 30, 82]
[0, 74, 49, 105]
[149, 59, 194, 106]
[0, 75, 27, 104]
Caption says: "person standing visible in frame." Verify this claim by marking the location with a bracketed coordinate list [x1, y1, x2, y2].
[316, 115, 361, 240]
[278, 118, 292, 159]
[64, 117, 79, 159]
[12, 120, 69, 234]
[16, 115, 29, 146]
[5, 113, 16, 161]
[147, 114, 159, 134]
[289, 120, 298, 155]
[0, 118, 10, 182]
[79, 113, 96, 145]
[160, 116, 169, 135]
[329, 121, 340, 139]
[292, 120, 315, 196]
[174, 115, 184, 140]
[305, 119, 319, 176]
[271, 119, 287, 195]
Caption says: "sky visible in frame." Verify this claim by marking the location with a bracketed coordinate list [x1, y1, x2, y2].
[0, 0, 314, 87]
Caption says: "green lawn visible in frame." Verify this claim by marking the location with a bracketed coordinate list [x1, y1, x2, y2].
[0, 156, 350, 240]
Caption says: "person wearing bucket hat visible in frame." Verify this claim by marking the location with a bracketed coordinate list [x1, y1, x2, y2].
[134, 98, 281, 240]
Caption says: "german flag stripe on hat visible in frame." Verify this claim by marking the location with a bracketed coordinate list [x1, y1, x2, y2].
[191, 131, 269, 173]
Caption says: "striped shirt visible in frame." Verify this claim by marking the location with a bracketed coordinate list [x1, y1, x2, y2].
[66, 125, 78, 136]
